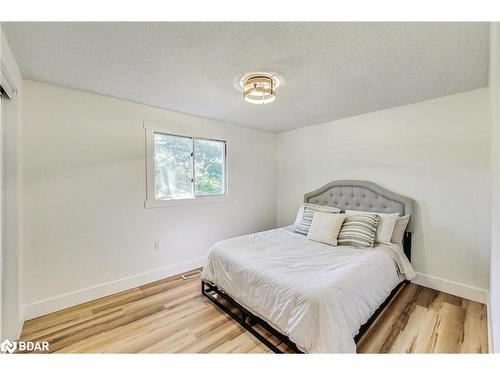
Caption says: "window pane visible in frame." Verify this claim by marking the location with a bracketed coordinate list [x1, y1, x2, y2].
[154, 133, 193, 199]
[194, 139, 225, 196]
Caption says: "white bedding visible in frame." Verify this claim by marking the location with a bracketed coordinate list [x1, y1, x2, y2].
[201, 227, 415, 353]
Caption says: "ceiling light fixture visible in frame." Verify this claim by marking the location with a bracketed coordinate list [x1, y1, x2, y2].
[240, 73, 280, 105]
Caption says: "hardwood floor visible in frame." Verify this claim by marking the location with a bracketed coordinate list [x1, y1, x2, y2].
[356, 282, 488, 353]
[19, 271, 488, 353]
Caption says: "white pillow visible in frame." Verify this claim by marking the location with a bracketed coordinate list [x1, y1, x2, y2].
[391, 215, 410, 244]
[307, 212, 346, 246]
[306, 203, 341, 214]
[345, 209, 399, 244]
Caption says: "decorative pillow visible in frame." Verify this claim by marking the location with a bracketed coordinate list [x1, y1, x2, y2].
[295, 203, 341, 235]
[391, 215, 410, 244]
[293, 205, 306, 227]
[307, 212, 346, 246]
[337, 214, 380, 248]
[345, 210, 399, 244]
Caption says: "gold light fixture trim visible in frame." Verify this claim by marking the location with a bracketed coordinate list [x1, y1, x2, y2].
[239, 73, 280, 105]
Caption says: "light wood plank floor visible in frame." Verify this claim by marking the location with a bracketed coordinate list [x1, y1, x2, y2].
[19, 271, 488, 353]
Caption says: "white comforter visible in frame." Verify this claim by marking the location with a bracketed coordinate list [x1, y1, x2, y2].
[201, 227, 415, 353]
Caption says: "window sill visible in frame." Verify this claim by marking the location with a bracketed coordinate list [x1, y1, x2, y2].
[144, 195, 232, 208]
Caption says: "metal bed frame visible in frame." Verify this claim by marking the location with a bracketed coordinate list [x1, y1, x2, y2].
[201, 277, 409, 354]
[201, 280, 302, 353]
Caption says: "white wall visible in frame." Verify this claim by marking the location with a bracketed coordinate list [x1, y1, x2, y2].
[277, 89, 490, 301]
[489, 22, 500, 354]
[22, 80, 277, 318]
[0, 27, 24, 339]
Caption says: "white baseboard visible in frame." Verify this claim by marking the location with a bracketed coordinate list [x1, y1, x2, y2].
[23, 257, 206, 320]
[487, 296, 493, 353]
[413, 272, 488, 304]
[22, 263, 489, 325]
[17, 309, 25, 340]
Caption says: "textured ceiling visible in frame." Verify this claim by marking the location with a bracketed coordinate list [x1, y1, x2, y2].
[2, 22, 490, 132]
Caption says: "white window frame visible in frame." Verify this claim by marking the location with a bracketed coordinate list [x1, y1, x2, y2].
[144, 122, 229, 208]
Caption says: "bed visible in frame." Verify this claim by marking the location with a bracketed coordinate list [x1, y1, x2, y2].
[201, 180, 416, 353]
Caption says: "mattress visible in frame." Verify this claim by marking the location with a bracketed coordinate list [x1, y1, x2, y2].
[201, 227, 415, 353]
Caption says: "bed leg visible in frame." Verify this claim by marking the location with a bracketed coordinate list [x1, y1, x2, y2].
[201, 280, 208, 296]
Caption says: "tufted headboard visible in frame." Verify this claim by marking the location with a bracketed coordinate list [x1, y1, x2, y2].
[304, 180, 416, 260]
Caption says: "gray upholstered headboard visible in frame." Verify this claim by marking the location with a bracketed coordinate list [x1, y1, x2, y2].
[304, 180, 416, 232]
[304, 180, 416, 261]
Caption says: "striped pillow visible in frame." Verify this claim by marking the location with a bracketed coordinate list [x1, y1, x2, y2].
[295, 204, 341, 235]
[295, 207, 317, 235]
[337, 214, 380, 248]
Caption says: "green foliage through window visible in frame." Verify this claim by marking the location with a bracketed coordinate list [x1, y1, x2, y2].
[154, 133, 226, 199]
[194, 139, 225, 195]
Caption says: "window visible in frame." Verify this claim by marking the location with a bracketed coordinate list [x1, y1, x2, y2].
[145, 127, 227, 206]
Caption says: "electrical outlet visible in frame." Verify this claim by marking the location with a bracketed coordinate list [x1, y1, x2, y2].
[154, 240, 160, 252]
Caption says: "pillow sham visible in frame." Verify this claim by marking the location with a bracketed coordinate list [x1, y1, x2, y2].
[307, 212, 346, 246]
[345, 210, 399, 244]
[337, 214, 379, 248]
[295, 203, 341, 235]
[391, 215, 410, 244]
